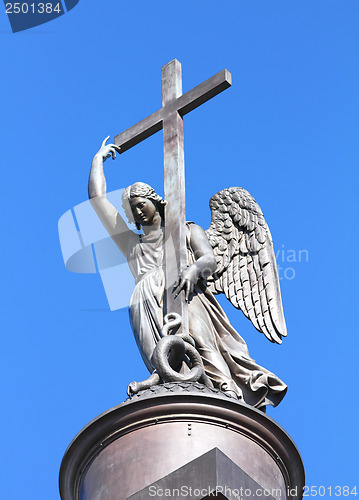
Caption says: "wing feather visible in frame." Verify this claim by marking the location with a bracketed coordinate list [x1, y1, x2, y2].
[247, 254, 262, 323]
[251, 252, 271, 340]
[246, 255, 261, 330]
[233, 254, 245, 311]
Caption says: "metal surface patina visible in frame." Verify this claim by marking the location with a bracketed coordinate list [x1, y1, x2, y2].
[59, 382, 305, 500]
[88, 59, 288, 411]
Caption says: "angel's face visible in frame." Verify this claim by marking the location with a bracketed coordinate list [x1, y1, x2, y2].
[129, 197, 158, 226]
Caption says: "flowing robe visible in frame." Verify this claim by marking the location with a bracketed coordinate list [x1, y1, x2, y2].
[127, 224, 287, 408]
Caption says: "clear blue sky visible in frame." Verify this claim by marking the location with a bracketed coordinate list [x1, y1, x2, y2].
[1, 1, 358, 499]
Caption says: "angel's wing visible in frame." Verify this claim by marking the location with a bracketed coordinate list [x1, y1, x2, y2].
[205, 187, 287, 344]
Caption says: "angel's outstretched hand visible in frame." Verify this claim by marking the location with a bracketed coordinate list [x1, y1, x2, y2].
[173, 265, 200, 303]
[95, 136, 121, 162]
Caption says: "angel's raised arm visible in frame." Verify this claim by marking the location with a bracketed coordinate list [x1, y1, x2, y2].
[88, 137, 134, 256]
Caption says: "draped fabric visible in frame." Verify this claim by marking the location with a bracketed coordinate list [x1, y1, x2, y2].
[127, 225, 287, 408]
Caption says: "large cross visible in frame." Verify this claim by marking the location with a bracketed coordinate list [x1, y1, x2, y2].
[115, 59, 231, 334]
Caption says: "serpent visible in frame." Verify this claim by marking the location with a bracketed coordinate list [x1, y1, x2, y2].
[127, 313, 210, 396]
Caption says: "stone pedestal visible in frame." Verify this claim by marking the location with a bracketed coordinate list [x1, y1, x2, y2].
[59, 383, 304, 500]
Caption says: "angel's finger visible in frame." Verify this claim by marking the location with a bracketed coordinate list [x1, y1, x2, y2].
[101, 135, 110, 148]
[174, 278, 185, 298]
[173, 277, 180, 292]
[107, 144, 121, 154]
[109, 147, 117, 159]
[185, 281, 192, 302]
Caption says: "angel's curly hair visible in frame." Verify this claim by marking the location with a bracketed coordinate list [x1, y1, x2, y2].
[122, 182, 166, 229]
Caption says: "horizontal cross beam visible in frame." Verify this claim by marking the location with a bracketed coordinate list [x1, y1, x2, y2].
[114, 69, 232, 153]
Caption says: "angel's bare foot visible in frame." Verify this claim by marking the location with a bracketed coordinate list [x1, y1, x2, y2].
[127, 372, 161, 396]
[220, 382, 241, 399]
[127, 381, 140, 396]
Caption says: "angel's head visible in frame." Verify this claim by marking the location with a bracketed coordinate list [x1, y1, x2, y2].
[122, 182, 166, 229]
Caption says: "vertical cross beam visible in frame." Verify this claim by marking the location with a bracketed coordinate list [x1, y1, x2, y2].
[161, 60, 188, 333]
[114, 60, 232, 335]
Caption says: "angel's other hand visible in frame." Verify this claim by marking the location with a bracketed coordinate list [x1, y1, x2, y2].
[173, 266, 199, 302]
[95, 136, 121, 162]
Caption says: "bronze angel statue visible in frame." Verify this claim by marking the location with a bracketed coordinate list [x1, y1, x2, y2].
[89, 138, 287, 410]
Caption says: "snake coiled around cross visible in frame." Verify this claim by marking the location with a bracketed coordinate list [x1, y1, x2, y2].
[127, 313, 211, 396]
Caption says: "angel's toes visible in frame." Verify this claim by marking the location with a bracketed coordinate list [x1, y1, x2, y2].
[220, 381, 242, 400]
[127, 381, 139, 396]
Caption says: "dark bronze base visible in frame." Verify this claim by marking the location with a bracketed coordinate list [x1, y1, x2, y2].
[59, 382, 304, 500]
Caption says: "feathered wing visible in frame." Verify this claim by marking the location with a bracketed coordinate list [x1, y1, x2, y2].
[205, 187, 287, 344]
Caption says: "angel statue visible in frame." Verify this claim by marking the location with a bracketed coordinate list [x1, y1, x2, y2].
[88, 137, 288, 410]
